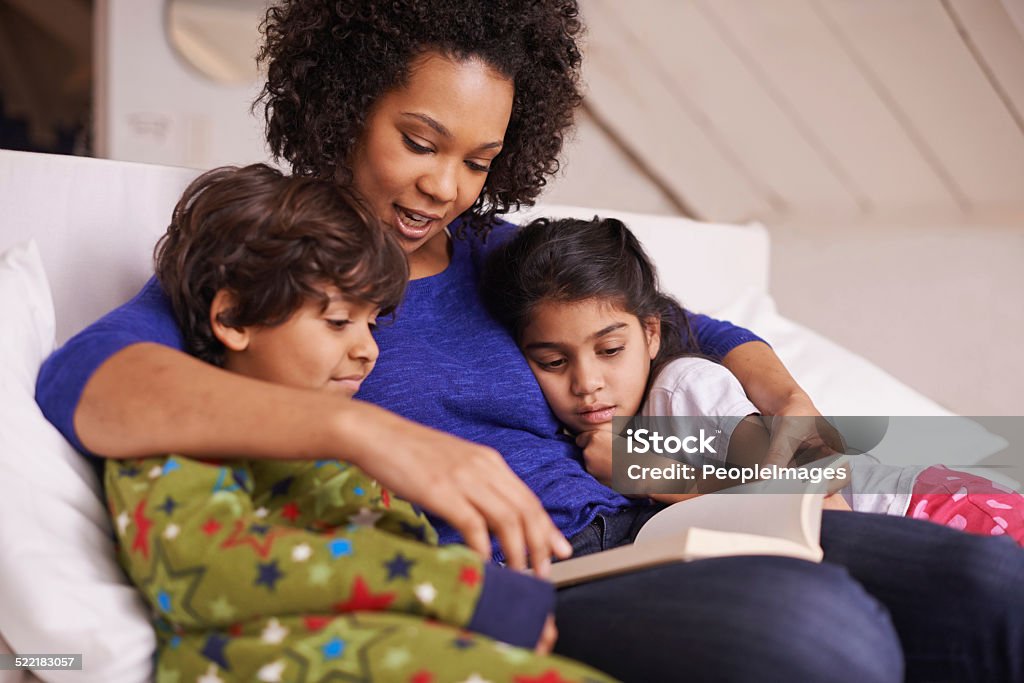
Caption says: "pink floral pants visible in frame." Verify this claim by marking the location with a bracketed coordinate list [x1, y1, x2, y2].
[907, 465, 1024, 545]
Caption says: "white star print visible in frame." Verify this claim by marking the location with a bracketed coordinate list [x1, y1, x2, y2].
[350, 507, 384, 527]
[261, 618, 289, 645]
[163, 524, 180, 540]
[116, 511, 131, 535]
[460, 674, 493, 683]
[257, 659, 286, 682]
[197, 664, 224, 683]
[254, 507, 269, 518]
[414, 582, 437, 605]
[291, 543, 313, 562]
[148, 465, 163, 479]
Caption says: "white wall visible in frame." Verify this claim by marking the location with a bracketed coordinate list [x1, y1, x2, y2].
[95, 0, 268, 168]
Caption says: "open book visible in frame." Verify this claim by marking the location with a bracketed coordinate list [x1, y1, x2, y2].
[549, 476, 833, 587]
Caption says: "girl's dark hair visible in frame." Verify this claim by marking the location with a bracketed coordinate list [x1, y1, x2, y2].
[155, 163, 408, 366]
[255, 0, 583, 236]
[481, 216, 702, 384]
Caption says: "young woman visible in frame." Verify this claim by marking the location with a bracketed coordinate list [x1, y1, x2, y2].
[36, 1, 1024, 681]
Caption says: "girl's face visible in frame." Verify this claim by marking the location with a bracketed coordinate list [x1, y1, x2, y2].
[217, 286, 380, 398]
[350, 51, 514, 276]
[519, 298, 662, 435]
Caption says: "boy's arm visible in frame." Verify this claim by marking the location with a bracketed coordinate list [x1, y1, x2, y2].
[37, 281, 571, 571]
[107, 456, 554, 649]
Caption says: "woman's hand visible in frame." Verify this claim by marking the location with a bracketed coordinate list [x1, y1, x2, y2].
[575, 428, 613, 484]
[335, 401, 573, 576]
[822, 492, 852, 511]
[535, 615, 558, 655]
[763, 398, 846, 468]
[722, 342, 838, 467]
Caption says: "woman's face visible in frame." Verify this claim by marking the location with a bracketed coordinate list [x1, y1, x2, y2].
[350, 52, 515, 274]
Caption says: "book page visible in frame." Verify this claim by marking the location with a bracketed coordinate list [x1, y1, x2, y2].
[634, 491, 824, 549]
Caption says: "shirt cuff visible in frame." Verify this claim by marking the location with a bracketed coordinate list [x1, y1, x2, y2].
[466, 565, 555, 648]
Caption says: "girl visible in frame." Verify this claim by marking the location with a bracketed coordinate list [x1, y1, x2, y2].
[482, 215, 1024, 544]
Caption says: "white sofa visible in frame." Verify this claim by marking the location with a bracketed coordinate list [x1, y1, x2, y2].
[0, 149, 994, 683]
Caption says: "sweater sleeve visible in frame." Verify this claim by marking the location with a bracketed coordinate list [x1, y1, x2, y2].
[106, 455, 554, 649]
[36, 277, 186, 454]
[686, 311, 767, 361]
[465, 217, 767, 359]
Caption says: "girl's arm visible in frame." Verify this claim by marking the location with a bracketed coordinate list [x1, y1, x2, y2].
[36, 283, 571, 572]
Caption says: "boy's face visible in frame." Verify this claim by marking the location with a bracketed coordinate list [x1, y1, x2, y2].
[223, 287, 380, 398]
[519, 298, 661, 435]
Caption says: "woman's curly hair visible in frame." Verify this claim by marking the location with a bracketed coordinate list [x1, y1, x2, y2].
[256, 0, 584, 234]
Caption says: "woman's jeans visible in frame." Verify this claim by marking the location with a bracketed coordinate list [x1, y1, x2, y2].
[553, 507, 1024, 683]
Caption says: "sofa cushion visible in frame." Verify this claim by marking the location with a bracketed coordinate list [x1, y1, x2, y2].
[0, 241, 154, 683]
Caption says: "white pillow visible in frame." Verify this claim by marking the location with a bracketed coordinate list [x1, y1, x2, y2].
[0, 242, 154, 683]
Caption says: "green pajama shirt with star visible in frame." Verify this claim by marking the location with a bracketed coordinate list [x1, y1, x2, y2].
[105, 455, 615, 683]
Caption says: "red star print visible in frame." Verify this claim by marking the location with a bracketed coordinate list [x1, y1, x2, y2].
[458, 566, 481, 588]
[409, 672, 434, 683]
[333, 576, 396, 612]
[280, 502, 300, 522]
[228, 623, 243, 637]
[219, 520, 296, 558]
[381, 489, 391, 508]
[514, 671, 573, 683]
[201, 518, 222, 536]
[131, 499, 154, 559]
[303, 615, 332, 631]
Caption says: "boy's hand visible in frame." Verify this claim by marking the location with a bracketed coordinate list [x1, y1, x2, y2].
[535, 614, 558, 655]
[576, 428, 613, 484]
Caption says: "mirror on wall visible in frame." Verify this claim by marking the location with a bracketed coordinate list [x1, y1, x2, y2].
[165, 0, 267, 85]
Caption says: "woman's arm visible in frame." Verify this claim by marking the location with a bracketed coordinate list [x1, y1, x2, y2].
[720, 341, 817, 416]
[36, 280, 570, 571]
[720, 341, 830, 466]
[75, 344, 571, 571]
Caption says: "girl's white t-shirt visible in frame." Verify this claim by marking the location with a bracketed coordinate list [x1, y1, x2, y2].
[638, 357, 922, 516]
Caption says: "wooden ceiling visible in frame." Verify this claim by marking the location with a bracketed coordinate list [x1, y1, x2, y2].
[581, 0, 1024, 224]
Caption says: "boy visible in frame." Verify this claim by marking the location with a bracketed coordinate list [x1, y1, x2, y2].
[106, 164, 612, 682]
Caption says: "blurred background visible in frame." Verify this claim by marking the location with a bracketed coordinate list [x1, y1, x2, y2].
[1, 0, 1022, 414]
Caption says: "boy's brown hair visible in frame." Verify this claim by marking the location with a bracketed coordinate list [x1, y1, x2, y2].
[155, 163, 408, 366]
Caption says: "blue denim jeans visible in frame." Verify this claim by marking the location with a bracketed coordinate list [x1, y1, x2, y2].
[554, 507, 1024, 683]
